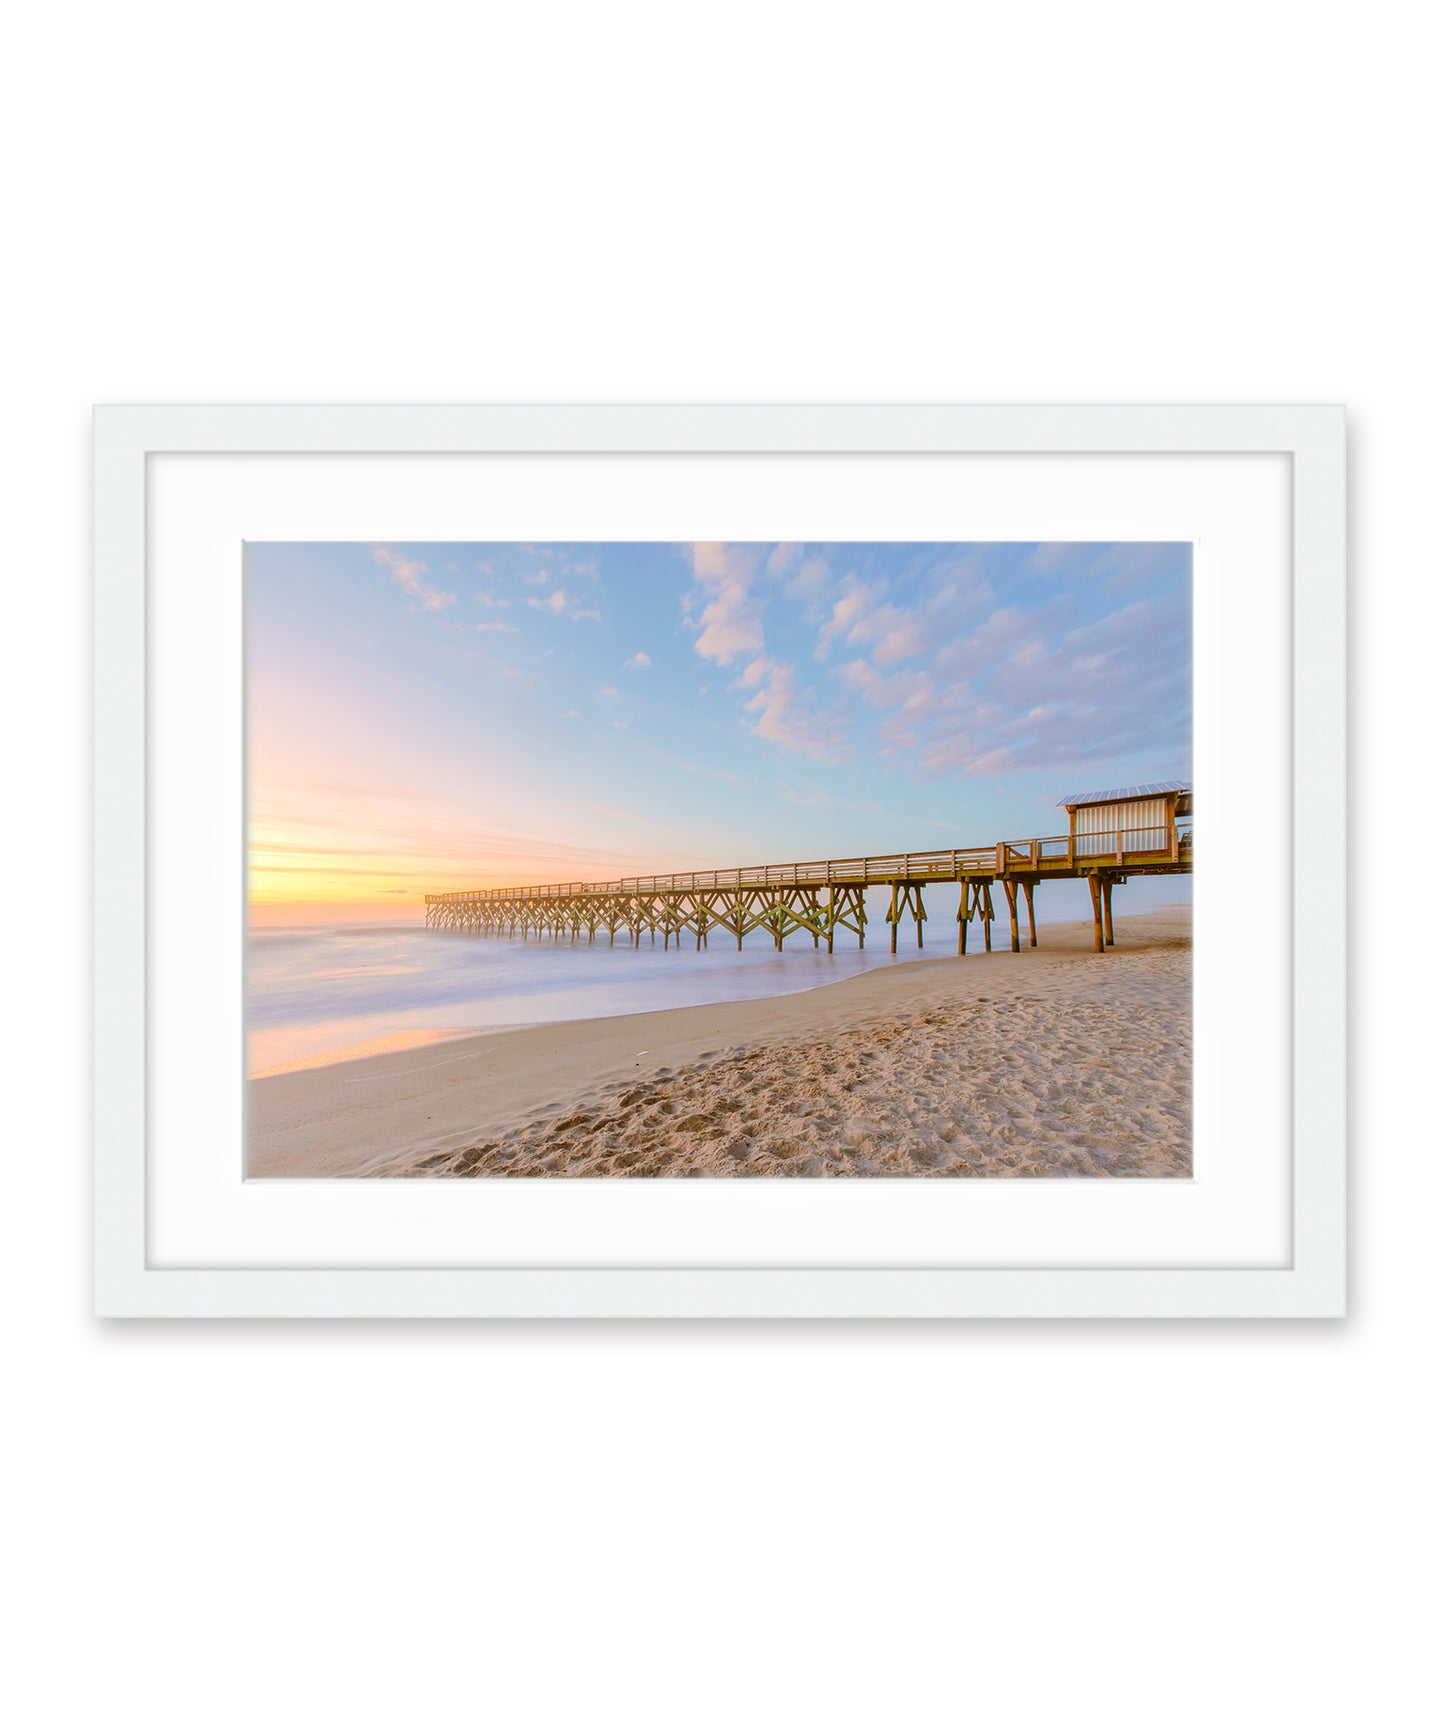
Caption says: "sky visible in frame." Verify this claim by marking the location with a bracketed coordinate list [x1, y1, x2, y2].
[245, 541, 1191, 922]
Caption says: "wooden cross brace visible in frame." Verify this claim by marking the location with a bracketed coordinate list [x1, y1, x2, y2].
[955, 877, 995, 953]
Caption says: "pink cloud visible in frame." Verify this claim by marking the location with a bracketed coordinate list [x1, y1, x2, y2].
[372, 546, 455, 612]
[689, 544, 766, 666]
[737, 657, 850, 763]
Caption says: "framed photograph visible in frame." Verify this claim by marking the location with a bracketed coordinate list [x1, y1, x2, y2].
[94, 405, 1345, 1317]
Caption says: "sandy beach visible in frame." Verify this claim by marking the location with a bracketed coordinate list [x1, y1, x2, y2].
[248, 908, 1191, 1178]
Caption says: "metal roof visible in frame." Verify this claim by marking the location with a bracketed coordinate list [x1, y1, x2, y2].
[1057, 780, 1191, 808]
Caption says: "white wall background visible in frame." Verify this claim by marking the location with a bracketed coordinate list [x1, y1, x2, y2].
[3, 4, 1437, 1729]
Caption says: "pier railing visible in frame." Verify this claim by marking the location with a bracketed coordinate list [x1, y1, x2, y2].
[429, 823, 1192, 907]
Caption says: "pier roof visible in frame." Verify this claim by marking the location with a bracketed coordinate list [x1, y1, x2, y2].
[1056, 780, 1191, 808]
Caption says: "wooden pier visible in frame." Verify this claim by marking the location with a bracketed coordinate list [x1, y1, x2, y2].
[425, 783, 1191, 957]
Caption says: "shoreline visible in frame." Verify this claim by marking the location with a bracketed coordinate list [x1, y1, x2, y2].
[249, 901, 1193, 1080]
[248, 910, 1192, 1179]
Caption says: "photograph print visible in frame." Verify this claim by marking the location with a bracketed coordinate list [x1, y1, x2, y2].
[246, 540, 1192, 1179]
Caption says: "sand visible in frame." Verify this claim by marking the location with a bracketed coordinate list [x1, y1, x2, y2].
[248, 908, 1191, 1179]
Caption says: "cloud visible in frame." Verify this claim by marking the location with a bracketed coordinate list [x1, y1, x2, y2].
[860, 604, 929, 665]
[523, 568, 551, 585]
[839, 659, 933, 714]
[829, 593, 943, 666]
[560, 709, 580, 719]
[1028, 542, 1096, 576]
[475, 590, 509, 607]
[818, 568, 997, 668]
[624, 651, 651, 671]
[931, 606, 1057, 683]
[794, 555, 830, 594]
[1029, 541, 1189, 597]
[802, 547, 1191, 787]
[766, 543, 830, 599]
[736, 656, 850, 763]
[599, 686, 618, 699]
[692, 541, 1191, 790]
[685, 545, 859, 757]
[765, 542, 804, 576]
[815, 577, 880, 658]
[523, 587, 601, 622]
[476, 621, 519, 634]
[372, 546, 455, 612]
[688, 543, 766, 666]
[613, 719, 629, 730]
[910, 592, 1191, 781]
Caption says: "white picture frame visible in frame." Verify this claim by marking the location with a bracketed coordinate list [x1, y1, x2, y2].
[94, 404, 1345, 1318]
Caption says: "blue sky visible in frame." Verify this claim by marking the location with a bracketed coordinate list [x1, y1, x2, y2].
[245, 540, 1191, 914]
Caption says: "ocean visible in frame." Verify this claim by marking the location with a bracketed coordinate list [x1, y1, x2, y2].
[248, 886, 1190, 1076]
